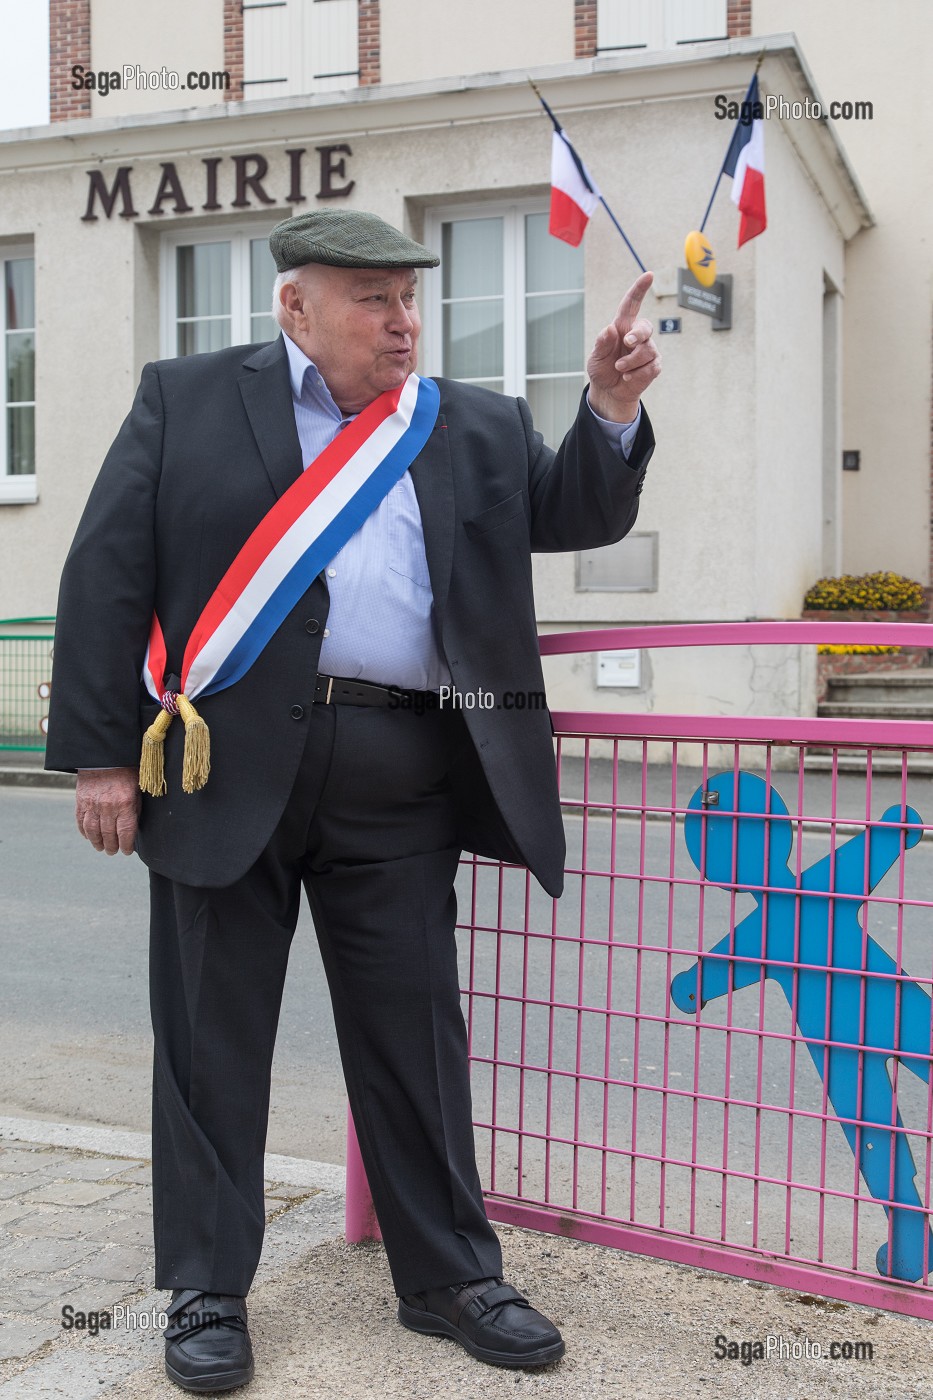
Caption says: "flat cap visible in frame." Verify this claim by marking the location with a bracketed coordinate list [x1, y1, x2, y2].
[270, 209, 439, 273]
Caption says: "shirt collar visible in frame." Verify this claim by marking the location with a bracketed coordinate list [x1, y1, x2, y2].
[281, 331, 342, 421]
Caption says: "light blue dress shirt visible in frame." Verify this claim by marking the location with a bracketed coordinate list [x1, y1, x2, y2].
[282, 332, 641, 690]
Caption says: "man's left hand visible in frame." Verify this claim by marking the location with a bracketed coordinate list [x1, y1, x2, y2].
[586, 271, 661, 424]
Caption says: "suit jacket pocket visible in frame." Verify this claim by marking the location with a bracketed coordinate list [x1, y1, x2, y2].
[463, 490, 526, 539]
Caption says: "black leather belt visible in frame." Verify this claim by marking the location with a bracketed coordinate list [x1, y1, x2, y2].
[313, 673, 439, 708]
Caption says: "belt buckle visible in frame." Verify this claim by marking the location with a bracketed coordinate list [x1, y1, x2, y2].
[326, 676, 334, 704]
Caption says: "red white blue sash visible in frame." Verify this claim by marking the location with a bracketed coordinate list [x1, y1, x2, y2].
[142, 372, 439, 706]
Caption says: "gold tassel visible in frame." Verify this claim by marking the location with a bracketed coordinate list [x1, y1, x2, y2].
[139, 708, 173, 797]
[177, 693, 211, 793]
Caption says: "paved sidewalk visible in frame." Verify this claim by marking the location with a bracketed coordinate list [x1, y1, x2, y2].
[0, 751, 72, 789]
[3, 1117, 933, 1399]
[0, 1117, 342, 1397]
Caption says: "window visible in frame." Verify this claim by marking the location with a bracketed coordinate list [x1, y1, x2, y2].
[423, 201, 585, 448]
[1, 250, 36, 504]
[243, 0, 358, 99]
[597, 0, 727, 52]
[160, 229, 278, 358]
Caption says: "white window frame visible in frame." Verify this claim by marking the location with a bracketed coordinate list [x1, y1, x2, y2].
[159, 224, 279, 360]
[0, 244, 37, 505]
[596, 0, 727, 53]
[421, 197, 585, 405]
[242, 0, 359, 100]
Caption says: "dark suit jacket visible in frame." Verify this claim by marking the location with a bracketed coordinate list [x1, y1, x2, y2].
[46, 335, 654, 896]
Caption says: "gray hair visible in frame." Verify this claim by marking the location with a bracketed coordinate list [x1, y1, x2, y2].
[271, 267, 311, 327]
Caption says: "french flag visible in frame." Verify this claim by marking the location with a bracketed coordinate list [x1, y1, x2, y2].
[550, 129, 601, 247]
[723, 74, 767, 247]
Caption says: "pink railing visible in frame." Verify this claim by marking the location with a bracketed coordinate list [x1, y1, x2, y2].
[347, 622, 933, 1320]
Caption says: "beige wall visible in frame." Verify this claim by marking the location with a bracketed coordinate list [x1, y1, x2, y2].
[0, 45, 860, 722]
[1, 163, 142, 617]
[753, 0, 933, 582]
[540, 636, 815, 769]
[379, 0, 574, 85]
[90, 0, 226, 117]
[752, 103, 845, 618]
[527, 86, 843, 626]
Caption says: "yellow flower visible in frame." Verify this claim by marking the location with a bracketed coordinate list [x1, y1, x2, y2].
[804, 570, 924, 612]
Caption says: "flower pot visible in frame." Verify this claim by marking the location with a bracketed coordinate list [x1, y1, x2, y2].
[801, 609, 922, 624]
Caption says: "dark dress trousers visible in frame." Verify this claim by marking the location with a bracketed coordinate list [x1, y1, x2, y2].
[46, 335, 654, 1296]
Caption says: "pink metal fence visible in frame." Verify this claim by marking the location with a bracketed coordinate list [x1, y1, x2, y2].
[347, 622, 933, 1320]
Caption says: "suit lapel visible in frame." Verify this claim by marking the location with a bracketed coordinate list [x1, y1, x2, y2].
[238, 336, 304, 500]
[410, 410, 455, 622]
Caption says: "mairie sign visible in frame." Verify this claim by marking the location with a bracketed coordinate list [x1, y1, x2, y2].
[80, 146, 356, 222]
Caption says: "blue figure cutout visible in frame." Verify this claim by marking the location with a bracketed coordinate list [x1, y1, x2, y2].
[670, 771, 933, 1282]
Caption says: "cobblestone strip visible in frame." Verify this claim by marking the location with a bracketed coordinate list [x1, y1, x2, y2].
[0, 1119, 345, 1396]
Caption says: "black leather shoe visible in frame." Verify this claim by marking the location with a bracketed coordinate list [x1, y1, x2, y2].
[164, 1289, 255, 1393]
[398, 1276, 565, 1368]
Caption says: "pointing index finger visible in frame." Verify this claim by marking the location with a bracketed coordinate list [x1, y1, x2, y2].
[616, 271, 654, 332]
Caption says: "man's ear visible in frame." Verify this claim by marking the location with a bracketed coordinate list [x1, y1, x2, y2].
[279, 280, 302, 327]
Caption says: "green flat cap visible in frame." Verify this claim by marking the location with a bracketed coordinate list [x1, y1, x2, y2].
[270, 209, 439, 272]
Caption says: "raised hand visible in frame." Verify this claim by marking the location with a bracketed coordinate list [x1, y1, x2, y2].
[586, 271, 661, 423]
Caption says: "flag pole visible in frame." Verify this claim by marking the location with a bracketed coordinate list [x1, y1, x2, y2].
[698, 51, 766, 234]
[698, 170, 726, 236]
[528, 78, 647, 273]
[597, 197, 647, 274]
[527, 76, 561, 132]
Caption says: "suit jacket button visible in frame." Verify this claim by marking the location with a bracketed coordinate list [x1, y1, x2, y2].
[305, 619, 320, 634]
[290, 704, 305, 720]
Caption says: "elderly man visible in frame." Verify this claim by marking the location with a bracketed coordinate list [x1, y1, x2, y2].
[47, 209, 659, 1392]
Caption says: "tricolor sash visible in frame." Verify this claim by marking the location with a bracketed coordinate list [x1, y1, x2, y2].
[138, 372, 440, 796]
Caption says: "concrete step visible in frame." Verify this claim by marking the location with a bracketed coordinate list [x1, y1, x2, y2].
[829, 670, 933, 686]
[818, 700, 933, 720]
[804, 752, 933, 774]
[825, 669, 933, 704]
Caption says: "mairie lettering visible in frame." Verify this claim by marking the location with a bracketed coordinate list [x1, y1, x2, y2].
[81, 146, 354, 222]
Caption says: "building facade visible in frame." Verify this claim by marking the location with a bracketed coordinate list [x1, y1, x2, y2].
[3, 0, 920, 725]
